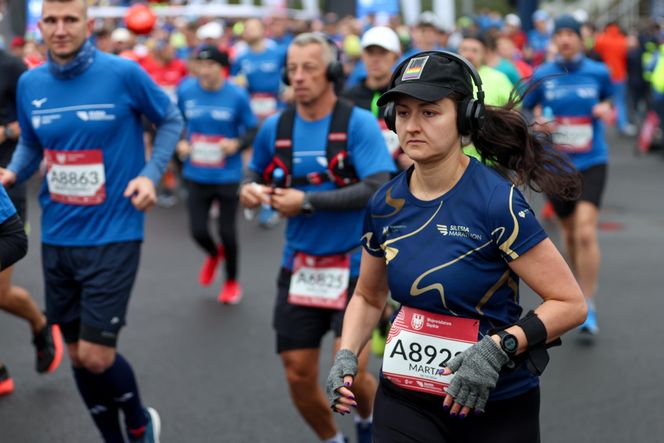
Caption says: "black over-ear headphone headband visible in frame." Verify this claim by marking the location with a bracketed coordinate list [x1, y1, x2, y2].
[282, 35, 344, 86]
[383, 50, 485, 136]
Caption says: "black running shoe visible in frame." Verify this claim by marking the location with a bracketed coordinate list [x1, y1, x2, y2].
[32, 324, 64, 374]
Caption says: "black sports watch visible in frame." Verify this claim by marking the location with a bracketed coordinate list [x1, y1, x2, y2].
[496, 330, 519, 357]
[301, 193, 315, 215]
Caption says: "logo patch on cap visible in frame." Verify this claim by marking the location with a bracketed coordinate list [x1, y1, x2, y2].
[402, 56, 429, 81]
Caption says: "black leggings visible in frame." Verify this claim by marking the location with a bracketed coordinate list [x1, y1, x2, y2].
[374, 378, 540, 443]
[186, 181, 239, 280]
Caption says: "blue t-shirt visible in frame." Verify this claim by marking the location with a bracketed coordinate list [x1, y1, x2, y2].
[231, 44, 285, 96]
[527, 30, 551, 54]
[363, 158, 548, 400]
[523, 57, 614, 170]
[250, 105, 396, 276]
[15, 52, 172, 246]
[0, 185, 17, 225]
[177, 80, 257, 184]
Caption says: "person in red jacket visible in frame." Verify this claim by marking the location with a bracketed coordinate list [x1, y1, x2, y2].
[595, 23, 636, 136]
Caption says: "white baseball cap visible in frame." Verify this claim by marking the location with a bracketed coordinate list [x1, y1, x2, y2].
[111, 28, 131, 43]
[196, 21, 223, 40]
[505, 14, 521, 28]
[361, 26, 401, 54]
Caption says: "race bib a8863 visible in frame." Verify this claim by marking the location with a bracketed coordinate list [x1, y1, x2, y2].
[44, 149, 106, 205]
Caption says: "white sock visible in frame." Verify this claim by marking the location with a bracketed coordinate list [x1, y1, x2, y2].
[322, 432, 345, 443]
[354, 414, 373, 426]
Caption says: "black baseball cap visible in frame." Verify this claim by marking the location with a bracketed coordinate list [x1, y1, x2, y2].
[377, 52, 473, 106]
[195, 45, 229, 67]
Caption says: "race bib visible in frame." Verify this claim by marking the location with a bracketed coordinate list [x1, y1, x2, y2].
[250, 93, 278, 119]
[379, 120, 401, 157]
[44, 149, 106, 205]
[552, 116, 593, 153]
[382, 306, 479, 396]
[190, 133, 225, 167]
[288, 252, 350, 310]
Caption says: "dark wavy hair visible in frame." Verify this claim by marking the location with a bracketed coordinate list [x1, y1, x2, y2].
[452, 80, 582, 201]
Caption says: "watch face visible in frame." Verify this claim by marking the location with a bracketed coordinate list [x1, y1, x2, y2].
[503, 335, 518, 353]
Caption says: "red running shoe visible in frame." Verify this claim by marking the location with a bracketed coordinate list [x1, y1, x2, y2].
[198, 245, 225, 286]
[33, 323, 64, 374]
[218, 280, 242, 304]
[0, 364, 14, 396]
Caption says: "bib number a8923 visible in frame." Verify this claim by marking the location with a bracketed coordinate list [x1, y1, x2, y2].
[382, 306, 479, 395]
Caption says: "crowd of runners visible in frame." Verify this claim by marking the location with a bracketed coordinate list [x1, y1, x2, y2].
[1, 0, 664, 441]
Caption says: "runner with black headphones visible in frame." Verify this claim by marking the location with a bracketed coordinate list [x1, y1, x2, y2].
[326, 50, 587, 442]
[239, 33, 395, 443]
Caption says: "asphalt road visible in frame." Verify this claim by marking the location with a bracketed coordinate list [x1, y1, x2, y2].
[1, 129, 663, 442]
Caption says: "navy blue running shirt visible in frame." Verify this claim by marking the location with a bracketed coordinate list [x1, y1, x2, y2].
[363, 158, 548, 400]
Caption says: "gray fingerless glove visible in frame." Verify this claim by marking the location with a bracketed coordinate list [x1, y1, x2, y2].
[326, 349, 358, 408]
[444, 335, 509, 412]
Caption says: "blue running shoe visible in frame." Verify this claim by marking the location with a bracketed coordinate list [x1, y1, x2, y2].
[356, 420, 372, 443]
[129, 407, 161, 443]
[579, 306, 598, 335]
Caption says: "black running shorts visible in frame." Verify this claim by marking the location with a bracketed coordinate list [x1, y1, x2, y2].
[549, 163, 607, 219]
[373, 378, 541, 443]
[274, 267, 357, 353]
[42, 241, 141, 347]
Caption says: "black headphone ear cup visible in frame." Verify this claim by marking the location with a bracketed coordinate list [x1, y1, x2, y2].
[457, 97, 472, 136]
[474, 102, 486, 132]
[383, 102, 396, 133]
[326, 60, 344, 82]
[281, 66, 290, 86]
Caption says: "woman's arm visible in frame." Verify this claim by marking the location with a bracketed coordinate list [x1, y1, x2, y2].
[339, 249, 391, 355]
[501, 237, 587, 354]
[327, 249, 389, 414]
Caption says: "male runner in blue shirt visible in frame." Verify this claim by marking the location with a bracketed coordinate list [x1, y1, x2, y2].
[177, 45, 258, 303]
[240, 33, 395, 443]
[523, 15, 614, 336]
[0, 0, 183, 441]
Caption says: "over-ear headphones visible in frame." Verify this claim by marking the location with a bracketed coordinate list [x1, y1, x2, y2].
[383, 51, 485, 136]
[281, 35, 344, 86]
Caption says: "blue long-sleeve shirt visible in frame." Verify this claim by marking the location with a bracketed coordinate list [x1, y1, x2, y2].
[8, 50, 183, 246]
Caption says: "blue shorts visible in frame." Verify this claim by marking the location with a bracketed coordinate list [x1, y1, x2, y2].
[42, 241, 141, 347]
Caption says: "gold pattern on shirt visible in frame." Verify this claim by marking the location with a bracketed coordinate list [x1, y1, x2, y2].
[493, 185, 520, 260]
[475, 269, 511, 315]
[381, 202, 443, 265]
[409, 240, 493, 314]
[372, 187, 405, 218]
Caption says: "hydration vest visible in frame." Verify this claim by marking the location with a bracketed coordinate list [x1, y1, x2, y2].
[262, 99, 359, 188]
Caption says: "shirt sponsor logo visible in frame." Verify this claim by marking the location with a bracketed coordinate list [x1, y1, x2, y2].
[76, 110, 115, 122]
[32, 97, 48, 108]
[437, 224, 483, 240]
[32, 114, 61, 128]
